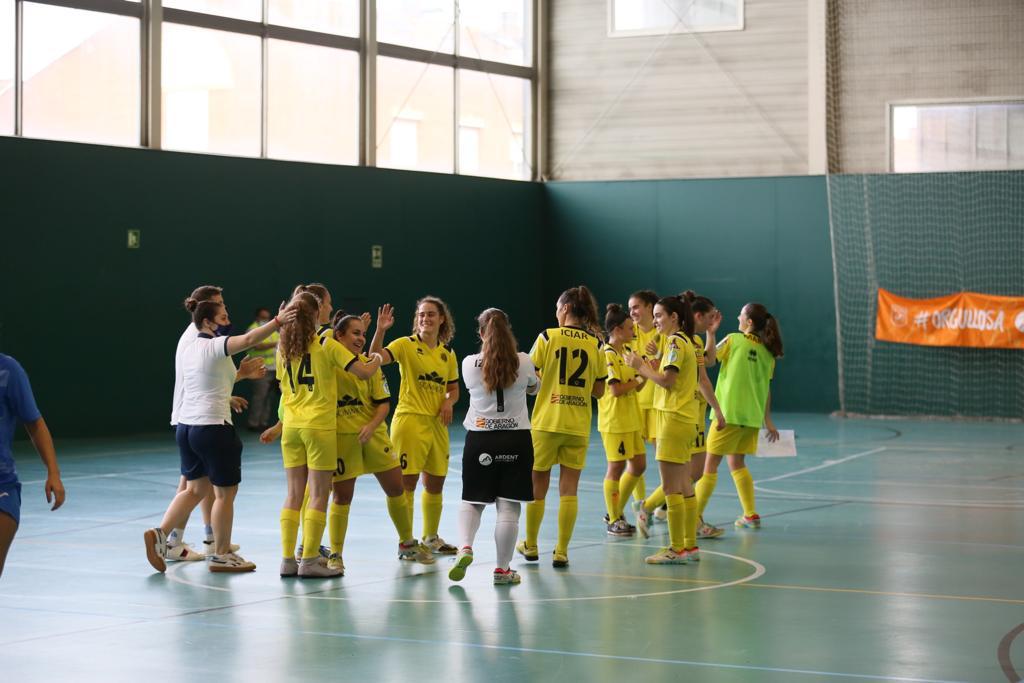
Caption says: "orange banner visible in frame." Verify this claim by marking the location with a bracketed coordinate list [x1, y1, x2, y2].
[876, 289, 1024, 349]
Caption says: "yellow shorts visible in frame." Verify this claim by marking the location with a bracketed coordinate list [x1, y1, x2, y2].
[281, 427, 337, 472]
[391, 413, 450, 477]
[690, 423, 707, 455]
[707, 423, 759, 456]
[600, 431, 645, 463]
[640, 408, 658, 443]
[654, 412, 698, 464]
[533, 430, 589, 472]
[333, 427, 401, 482]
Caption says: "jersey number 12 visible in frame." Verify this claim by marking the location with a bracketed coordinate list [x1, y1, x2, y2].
[554, 348, 588, 388]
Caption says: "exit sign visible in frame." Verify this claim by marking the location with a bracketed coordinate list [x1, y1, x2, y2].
[127, 230, 141, 249]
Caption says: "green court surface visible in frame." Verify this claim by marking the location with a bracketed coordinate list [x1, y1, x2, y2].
[2, 413, 1022, 682]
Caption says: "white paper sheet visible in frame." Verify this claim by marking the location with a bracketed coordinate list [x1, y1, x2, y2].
[756, 429, 796, 457]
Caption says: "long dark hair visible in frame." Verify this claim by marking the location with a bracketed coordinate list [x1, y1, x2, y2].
[656, 295, 694, 338]
[744, 303, 784, 358]
[604, 302, 630, 337]
[477, 308, 518, 392]
[558, 285, 600, 337]
[280, 292, 320, 361]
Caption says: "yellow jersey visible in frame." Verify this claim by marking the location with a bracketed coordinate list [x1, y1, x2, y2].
[653, 331, 702, 424]
[530, 326, 607, 437]
[690, 333, 708, 423]
[385, 335, 459, 418]
[335, 354, 391, 434]
[277, 335, 357, 430]
[597, 343, 642, 434]
[633, 324, 663, 410]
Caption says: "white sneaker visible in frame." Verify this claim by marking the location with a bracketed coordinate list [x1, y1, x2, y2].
[327, 553, 345, 575]
[422, 535, 457, 555]
[298, 557, 343, 579]
[165, 542, 205, 562]
[398, 540, 436, 564]
[144, 528, 167, 573]
[279, 557, 298, 577]
[493, 568, 521, 585]
[204, 539, 240, 553]
[633, 501, 650, 539]
[208, 552, 256, 573]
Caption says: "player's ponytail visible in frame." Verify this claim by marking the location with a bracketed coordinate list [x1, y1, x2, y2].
[745, 303, 784, 358]
[279, 292, 319, 361]
[331, 309, 361, 337]
[558, 285, 601, 337]
[657, 295, 694, 337]
[478, 308, 518, 392]
[681, 290, 715, 315]
[184, 285, 222, 312]
[604, 303, 630, 336]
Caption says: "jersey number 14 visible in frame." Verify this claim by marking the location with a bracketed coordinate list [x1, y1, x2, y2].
[286, 354, 315, 393]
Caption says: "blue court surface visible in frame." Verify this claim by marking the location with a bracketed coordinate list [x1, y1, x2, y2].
[2, 413, 1023, 683]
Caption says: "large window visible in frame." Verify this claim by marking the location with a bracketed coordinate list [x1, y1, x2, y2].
[609, 0, 743, 37]
[2, 0, 537, 180]
[891, 101, 1024, 173]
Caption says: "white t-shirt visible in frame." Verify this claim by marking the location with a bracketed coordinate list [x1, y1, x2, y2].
[462, 352, 537, 432]
[178, 333, 237, 426]
[170, 323, 199, 426]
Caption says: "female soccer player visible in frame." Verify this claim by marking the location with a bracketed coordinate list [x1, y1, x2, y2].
[627, 295, 724, 564]
[276, 293, 383, 578]
[517, 286, 606, 568]
[0, 354, 65, 579]
[369, 298, 460, 555]
[627, 290, 660, 512]
[698, 303, 783, 530]
[144, 299, 293, 573]
[597, 303, 646, 537]
[449, 309, 537, 586]
[323, 312, 434, 573]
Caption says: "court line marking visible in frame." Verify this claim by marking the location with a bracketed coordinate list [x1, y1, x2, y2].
[758, 447, 887, 483]
[998, 623, 1024, 683]
[776, 478, 1024, 492]
[753, 485, 1024, 510]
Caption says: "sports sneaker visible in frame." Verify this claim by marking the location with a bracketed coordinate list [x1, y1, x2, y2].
[448, 547, 474, 582]
[422, 535, 457, 555]
[279, 557, 298, 577]
[493, 568, 521, 585]
[697, 521, 725, 539]
[735, 514, 762, 529]
[165, 542, 205, 562]
[607, 518, 634, 537]
[398, 540, 437, 564]
[294, 545, 331, 562]
[683, 546, 700, 562]
[327, 553, 345, 575]
[144, 527, 167, 573]
[552, 550, 569, 568]
[516, 540, 539, 562]
[633, 502, 650, 539]
[644, 547, 688, 564]
[653, 506, 668, 522]
[204, 539, 240, 553]
[297, 557, 343, 578]
[208, 552, 256, 573]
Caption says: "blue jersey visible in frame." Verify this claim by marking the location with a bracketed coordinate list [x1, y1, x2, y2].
[0, 355, 42, 485]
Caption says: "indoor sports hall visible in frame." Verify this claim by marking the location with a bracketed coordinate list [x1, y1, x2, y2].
[1, 2, 1022, 682]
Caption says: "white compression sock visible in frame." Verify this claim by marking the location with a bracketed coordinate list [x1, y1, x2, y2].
[494, 499, 521, 570]
[458, 502, 484, 550]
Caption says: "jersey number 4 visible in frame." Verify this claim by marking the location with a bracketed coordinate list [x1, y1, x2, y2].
[554, 348, 589, 387]
[286, 354, 315, 393]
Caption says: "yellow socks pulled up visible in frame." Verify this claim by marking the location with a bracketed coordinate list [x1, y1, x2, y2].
[731, 467, 757, 517]
[617, 471, 640, 517]
[695, 472, 718, 518]
[328, 502, 350, 556]
[666, 493, 685, 552]
[524, 499, 545, 548]
[421, 491, 443, 539]
[634, 474, 647, 502]
[644, 485, 666, 514]
[603, 479, 620, 521]
[683, 495, 698, 549]
[386, 493, 413, 542]
[300, 508, 327, 560]
[555, 496, 578, 555]
[280, 508, 300, 559]
[404, 490, 415, 532]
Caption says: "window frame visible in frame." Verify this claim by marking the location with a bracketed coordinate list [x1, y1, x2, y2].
[606, 0, 744, 39]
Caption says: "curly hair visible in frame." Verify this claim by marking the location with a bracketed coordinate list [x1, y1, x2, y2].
[412, 296, 455, 345]
[279, 292, 320, 361]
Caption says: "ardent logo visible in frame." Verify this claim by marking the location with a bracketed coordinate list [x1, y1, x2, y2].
[479, 452, 493, 466]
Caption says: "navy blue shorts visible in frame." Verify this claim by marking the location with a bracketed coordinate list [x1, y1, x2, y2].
[176, 423, 243, 487]
[0, 480, 22, 525]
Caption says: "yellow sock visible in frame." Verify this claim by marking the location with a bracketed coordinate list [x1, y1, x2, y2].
[695, 472, 718, 519]
[555, 496, 578, 555]
[524, 498, 545, 548]
[634, 474, 647, 502]
[666, 493, 685, 552]
[683, 496, 698, 549]
[300, 508, 327, 560]
[386, 493, 413, 542]
[644, 485, 666, 513]
[280, 508, 300, 559]
[404, 490, 415, 532]
[421, 491, 443, 539]
[618, 471, 640, 518]
[328, 502, 350, 556]
[602, 479, 620, 520]
[732, 467, 757, 517]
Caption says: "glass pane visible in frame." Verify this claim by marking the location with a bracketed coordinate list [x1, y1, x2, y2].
[269, 0, 359, 36]
[458, 70, 530, 180]
[163, 0, 261, 21]
[893, 103, 1024, 173]
[162, 24, 260, 157]
[0, 1, 13, 135]
[458, 0, 530, 66]
[612, 0, 741, 34]
[267, 40, 359, 165]
[377, 0, 453, 53]
[376, 57, 453, 173]
[22, 3, 140, 146]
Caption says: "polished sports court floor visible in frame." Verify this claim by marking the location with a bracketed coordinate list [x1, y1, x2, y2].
[3, 413, 1023, 682]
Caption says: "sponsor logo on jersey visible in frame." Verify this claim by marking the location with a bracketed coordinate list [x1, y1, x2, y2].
[416, 348, 425, 355]
[475, 416, 519, 430]
[549, 393, 587, 407]
[479, 452, 493, 466]
[747, 350, 759, 362]
[418, 371, 447, 386]
[441, 353, 448, 362]
[337, 394, 362, 408]
[478, 452, 518, 466]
